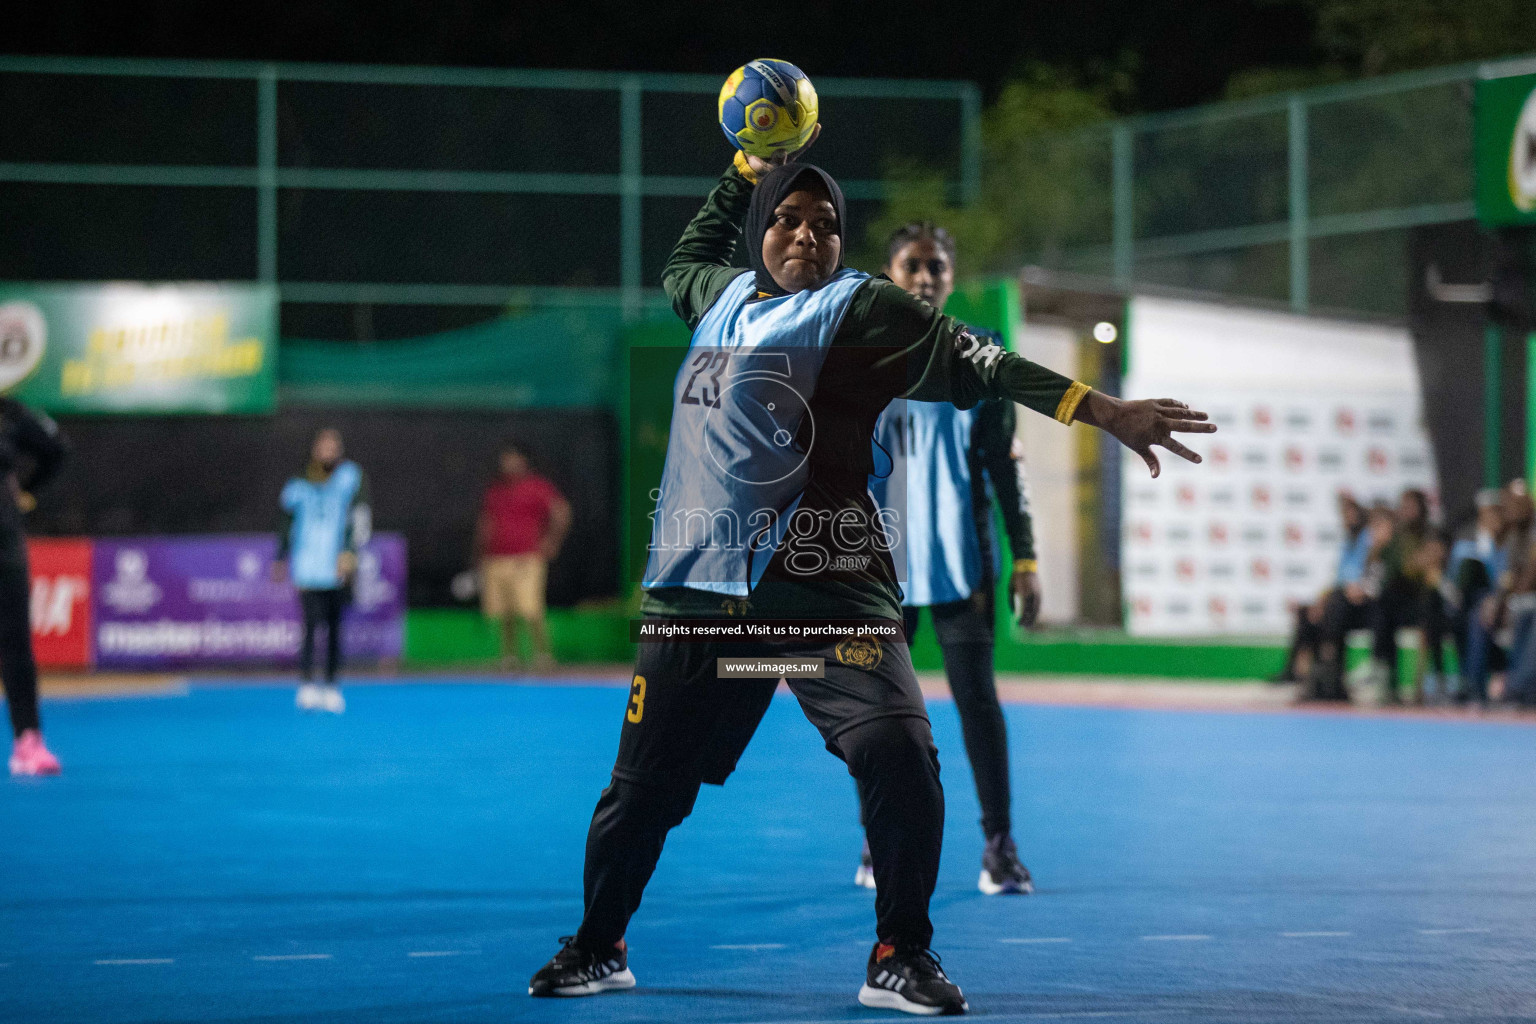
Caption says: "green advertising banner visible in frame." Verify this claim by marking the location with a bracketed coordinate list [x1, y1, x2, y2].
[0, 283, 276, 414]
[1476, 72, 1536, 227]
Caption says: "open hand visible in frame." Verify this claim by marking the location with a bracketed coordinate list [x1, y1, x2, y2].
[742, 123, 822, 178]
[1076, 392, 1216, 478]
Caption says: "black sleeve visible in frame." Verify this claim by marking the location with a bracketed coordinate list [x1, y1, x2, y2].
[840, 279, 1083, 420]
[971, 398, 1035, 562]
[6, 399, 68, 493]
[661, 162, 757, 329]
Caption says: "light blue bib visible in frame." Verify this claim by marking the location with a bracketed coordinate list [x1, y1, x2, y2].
[281, 461, 362, 590]
[643, 268, 868, 596]
[870, 400, 993, 606]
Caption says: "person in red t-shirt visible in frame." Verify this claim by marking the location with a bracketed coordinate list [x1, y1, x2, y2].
[476, 444, 571, 671]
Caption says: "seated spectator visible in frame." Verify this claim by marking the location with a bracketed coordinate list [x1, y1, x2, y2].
[1462, 481, 1535, 706]
[1306, 503, 1396, 702]
[1497, 585, 1536, 707]
[1275, 493, 1367, 685]
[1368, 489, 1441, 704]
[1405, 528, 1452, 703]
[1443, 490, 1506, 699]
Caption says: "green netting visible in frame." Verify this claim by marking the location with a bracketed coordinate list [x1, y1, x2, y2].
[1136, 111, 1290, 237]
[279, 303, 640, 408]
[1136, 241, 1292, 306]
[1013, 130, 1115, 269]
[1001, 60, 1536, 319]
[1308, 228, 1412, 317]
[1308, 83, 1471, 217]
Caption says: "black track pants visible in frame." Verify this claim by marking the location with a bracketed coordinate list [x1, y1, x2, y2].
[299, 588, 347, 683]
[903, 601, 1013, 840]
[0, 537, 39, 737]
[573, 629, 944, 951]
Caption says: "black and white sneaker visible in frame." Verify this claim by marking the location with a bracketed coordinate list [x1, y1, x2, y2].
[858, 942, 968, 1016]
[855, 839, 876, 889]
[978, 833, 1034, 895]
[528, 935, 635, 997]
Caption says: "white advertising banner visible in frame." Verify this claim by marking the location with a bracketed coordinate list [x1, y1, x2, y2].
[1122, 296, 1437, 637]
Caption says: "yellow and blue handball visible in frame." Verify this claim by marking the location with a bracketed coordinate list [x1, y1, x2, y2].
[718, 59, 819, 159]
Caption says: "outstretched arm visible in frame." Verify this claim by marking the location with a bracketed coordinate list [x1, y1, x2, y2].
[850, 283, 1215, 476]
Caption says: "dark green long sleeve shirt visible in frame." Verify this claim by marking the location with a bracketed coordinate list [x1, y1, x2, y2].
[642, 165, 1087, 622]
[971, 396, 1036, 568]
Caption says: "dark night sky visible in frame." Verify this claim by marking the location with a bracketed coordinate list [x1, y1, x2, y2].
[10, 0, 1321, 111]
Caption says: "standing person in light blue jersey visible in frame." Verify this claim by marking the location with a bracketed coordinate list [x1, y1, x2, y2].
[273, 428, 371, 715]
[862, 223, 1037, 897]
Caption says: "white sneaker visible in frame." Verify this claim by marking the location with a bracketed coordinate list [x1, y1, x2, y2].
[296, 683, 324, 710]
[320, 686, 346, 714]
[854, 843, 876, 889]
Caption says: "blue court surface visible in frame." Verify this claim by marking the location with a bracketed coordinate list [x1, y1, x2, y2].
[4, 678, 1536, 1024]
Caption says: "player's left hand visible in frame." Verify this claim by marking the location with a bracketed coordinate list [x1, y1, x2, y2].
[1076, 391, 1216, 479]
[743, 122, 822, 178]
[1010, 570, 1041, 627]
[337, 551, 358, 582]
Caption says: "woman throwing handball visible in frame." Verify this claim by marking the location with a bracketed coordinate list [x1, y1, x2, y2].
[529, 129, 1214, 1014]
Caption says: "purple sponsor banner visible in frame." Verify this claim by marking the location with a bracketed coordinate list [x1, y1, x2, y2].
[92, 534, 405, 669]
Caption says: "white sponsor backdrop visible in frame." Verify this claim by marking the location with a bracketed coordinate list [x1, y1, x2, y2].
[1016, 323, 1081, 625]
[1122, 296, 1437, 637]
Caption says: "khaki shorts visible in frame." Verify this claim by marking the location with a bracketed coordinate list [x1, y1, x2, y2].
[482, 555, 547, 620]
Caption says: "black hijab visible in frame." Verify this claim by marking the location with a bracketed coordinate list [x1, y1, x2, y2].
[744, 162, 848, 297]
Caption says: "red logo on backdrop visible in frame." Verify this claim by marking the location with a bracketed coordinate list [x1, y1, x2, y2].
[1133, 597, 1153, 618]
[1283, 523, 1305, 547]
[1176, 558, 1196, 582]
[1283, 446, 1305, 471]
[1251, 485, 1272, 510]
[1133, 522, 1154, 543]
[28, 538, 92, 669]
[1208, 522, 1229, 545]
[1367, 447, 1389, 473]
[1177, 484, 1197, 507]
[1208, 596, 1228, 620]
[1211, 444, 1230, 469]
[1250, 558, 1272, 581]
[1335, 408, 1356, 434]
[1252, 406, 1273, 431]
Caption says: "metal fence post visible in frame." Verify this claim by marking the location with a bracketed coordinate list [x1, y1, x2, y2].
[959, 82, 982, 205]
[620, 78, 643, 321]
[1288, 94, 1309, 314]
[257, 65, 278, 286]
[1112, 123, 1134, 288]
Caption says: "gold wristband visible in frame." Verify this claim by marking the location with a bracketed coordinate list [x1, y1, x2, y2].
[1054, 381, 1092, 424]
[1013, 559, 1038, 574]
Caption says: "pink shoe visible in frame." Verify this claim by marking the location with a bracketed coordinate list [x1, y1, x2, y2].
[9, 729, 61, 777]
